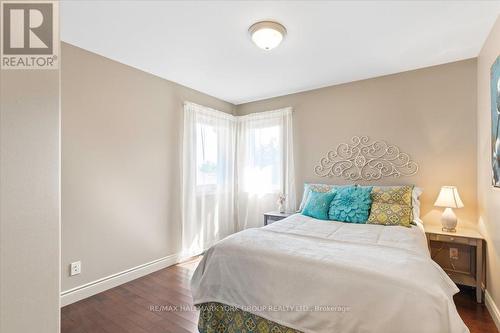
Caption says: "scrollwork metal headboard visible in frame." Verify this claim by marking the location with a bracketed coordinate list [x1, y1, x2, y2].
[314, 136, 419, 181]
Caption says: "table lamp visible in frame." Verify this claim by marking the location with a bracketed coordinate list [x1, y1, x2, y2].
[434, 186, 464, 232]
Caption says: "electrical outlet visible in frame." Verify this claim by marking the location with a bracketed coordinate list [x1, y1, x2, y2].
[449, 248, 459, 260]
[70, 261, 81, 276]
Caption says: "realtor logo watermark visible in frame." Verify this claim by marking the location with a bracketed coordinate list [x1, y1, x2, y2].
[1, 1, 58, 69]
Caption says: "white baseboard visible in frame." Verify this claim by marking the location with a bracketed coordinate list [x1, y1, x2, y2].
[485, 289, 500, 331]
[60, 253, 180, 307]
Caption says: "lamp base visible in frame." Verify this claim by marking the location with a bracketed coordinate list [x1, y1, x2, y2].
[441, 207, 457, 233]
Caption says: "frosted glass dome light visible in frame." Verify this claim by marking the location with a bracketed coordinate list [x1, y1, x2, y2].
[249, 21, 287, 50]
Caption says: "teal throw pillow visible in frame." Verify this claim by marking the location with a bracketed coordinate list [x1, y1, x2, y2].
[329, 186, 373, 223]
[302, 190, 337, 220]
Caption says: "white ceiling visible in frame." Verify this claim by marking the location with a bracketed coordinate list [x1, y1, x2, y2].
[61, 1, 500, 105]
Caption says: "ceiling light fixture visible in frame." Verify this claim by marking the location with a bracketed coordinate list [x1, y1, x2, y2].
[248, 21, 287, 51]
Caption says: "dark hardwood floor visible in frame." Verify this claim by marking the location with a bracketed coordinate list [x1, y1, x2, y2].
[455, 286, 499, 333]
[61, 257, 499, 333]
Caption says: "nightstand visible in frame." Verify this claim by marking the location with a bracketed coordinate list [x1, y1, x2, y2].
[264, 211, 294, 226]
[425, 224, 485, 303]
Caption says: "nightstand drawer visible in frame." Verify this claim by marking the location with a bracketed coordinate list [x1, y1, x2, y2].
[266, 216, 285, 223]
[428, 233, 469, 245]
[264, 212, 294, 226]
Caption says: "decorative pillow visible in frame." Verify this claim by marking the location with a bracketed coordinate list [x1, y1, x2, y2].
[370, 185, 413, 205]
[367, 202, 413, 227]
[328, 186, 372, 223]
[302, 190, 337, 220]
[367, 185, 414, 227]
[412, 187, 423, 221]
[299, 183, 350, 212]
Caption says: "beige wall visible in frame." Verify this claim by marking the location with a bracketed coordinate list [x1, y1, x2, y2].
[61, 43, 234, 291]
[477, 16, 500, 320]
[237, 59, 478, 226]
[0, 63, 60, 330]
[62, 41, 481, 305]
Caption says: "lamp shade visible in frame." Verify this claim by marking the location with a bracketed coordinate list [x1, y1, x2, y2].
[434, 186, 464, 208]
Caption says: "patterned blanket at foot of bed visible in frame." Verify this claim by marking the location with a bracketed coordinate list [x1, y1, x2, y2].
[197, 302, 302, 333]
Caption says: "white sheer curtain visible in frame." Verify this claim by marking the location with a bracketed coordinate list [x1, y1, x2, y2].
[236, 107, 296, 230]
[181, 102, 236, 257]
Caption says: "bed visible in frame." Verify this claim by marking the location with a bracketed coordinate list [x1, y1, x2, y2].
[191, 213, 469, 333]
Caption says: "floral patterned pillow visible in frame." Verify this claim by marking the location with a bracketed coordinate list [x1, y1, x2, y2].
[328, 186, 373, 223]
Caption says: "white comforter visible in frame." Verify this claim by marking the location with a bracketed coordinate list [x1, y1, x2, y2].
[191, 214, 469, 333]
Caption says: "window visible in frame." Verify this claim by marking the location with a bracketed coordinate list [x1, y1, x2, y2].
[235, 108, 295, 229]
[241, 125, 281, 193]
[196, 123, 218, 186]
[182, 102, 237, 256]
[183, 102, 295, 246]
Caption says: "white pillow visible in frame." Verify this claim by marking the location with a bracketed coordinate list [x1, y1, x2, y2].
[412, 187, 423, 221]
